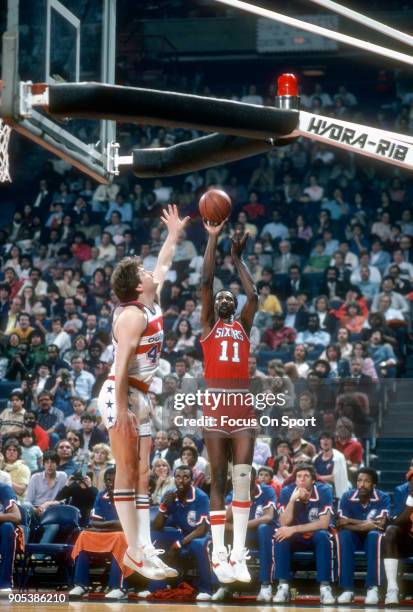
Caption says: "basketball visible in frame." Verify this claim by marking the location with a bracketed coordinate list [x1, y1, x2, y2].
[199, 189, 232, 224]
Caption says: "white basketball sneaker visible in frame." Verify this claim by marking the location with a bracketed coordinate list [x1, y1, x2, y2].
[211, 546, 235, 584]
[365, 586, 379, 605]
[385, 588, 399, 605]
[337, 590, 354, 604]
[320, 584, 335, 604]
[272, 583, 290, 603]
[257, 584, 272, 602]
[229, 547, 251, 582]
[123, 545, 168, 580]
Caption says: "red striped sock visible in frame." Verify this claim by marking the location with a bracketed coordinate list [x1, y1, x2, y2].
[232, 500, 251, 554]
[135, 495, 151, 547]
[113, 489, 137, 548]
[210, 510, 226, 553]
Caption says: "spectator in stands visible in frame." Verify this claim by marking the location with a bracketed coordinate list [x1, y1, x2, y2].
[335, 418, 363, 479]
[284, 265, 310, 300]
[291, 345, 310, 378]
[46, 344, 70, 375]
[320, 266, 348, 301]
[151, 430, 180, 469]
[215, 467, 276, 602]
[339, 302, 367, 335]
[8, 312, 34, 342]
[287, 427, 316, 463]
[283, 296, 308, 332]
[64, 397, 87, 431]
[69, 467, 131, 600]
[20, 429, 43, 473]
[55, 438, 79, 476]
[29, 330, 48, 370]
[353, 266, 380, 301]
[313, 432, 350, 498]
[179, 445, 205, 489]
[0, 391, 26, 437]
[273, 241, 300, 274]
[336, 468, 390, 605]
[367, 330, 397, 378]
[269, 454, 293, 497]
[256, 281, 282, 323]
[272, 463, 335, 604]
[66, 430, 89, 469]
[152, 465, 211, 601]
[36, 390, 64, 446]
[46, 318, 71, 359]
[150, 458, 175, 506]
[261, 313, 296, 350]
[304, 241, 330, 273]
[87, 443, 113, 490]
[55, 471, 98, 528]
[371, 276, 409, 314]
[175, 319, 196, 351]
[23, 411, 49, 452]
[377, 294, 406, 323]
[313, 295, 338, 335]
[79, 413, 106, 452]
[0, 480, 22, 593]
[70, 355, 95, 402]
[24, 450, 67, 543]
[3, 438, 31, 500]
[295, 314, 330, 349]
[336, 327, 353, 360]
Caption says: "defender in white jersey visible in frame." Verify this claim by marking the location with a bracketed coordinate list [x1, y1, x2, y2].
[98, 204, 189, 581]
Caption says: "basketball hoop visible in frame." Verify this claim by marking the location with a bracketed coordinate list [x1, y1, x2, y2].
[0, 119, 11, 183]
[0, 81, 11, 183]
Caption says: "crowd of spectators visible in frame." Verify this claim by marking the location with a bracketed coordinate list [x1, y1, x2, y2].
[0, 75, 412, 595]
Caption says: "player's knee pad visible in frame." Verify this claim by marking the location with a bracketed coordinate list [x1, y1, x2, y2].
[232, 463, 252, 502]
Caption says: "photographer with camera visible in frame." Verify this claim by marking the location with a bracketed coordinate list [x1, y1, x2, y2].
[55, 470, 98, 527]
[49, 368, 75, 417]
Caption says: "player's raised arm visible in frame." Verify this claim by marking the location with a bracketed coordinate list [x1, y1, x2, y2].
[153, 204, 190, 301]
[114, 308, 146, 437]
[201, 219, 226, 338]
[231, 230, 258, 335]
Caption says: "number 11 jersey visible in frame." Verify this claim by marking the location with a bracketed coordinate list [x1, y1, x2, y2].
[200, 319, 250, 389]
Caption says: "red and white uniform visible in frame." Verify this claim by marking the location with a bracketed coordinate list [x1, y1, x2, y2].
[99, 300, 163, 436]
[200, 319, 255, 434]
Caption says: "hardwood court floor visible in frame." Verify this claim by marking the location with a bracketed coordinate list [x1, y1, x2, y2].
[5, 604, 413, 612]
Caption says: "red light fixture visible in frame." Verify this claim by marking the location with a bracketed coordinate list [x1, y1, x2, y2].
[277, 73, 298, 97]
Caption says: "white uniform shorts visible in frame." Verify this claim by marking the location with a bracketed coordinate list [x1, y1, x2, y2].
[98, 377, 151, 437]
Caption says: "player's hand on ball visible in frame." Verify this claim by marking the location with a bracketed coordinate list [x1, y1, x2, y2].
[202, 217, 227, 235]
[114, 410, 138, 439]
[231, 230, 249, 259]
[160, 204, 190, 238]
[275, 526, 295, 541]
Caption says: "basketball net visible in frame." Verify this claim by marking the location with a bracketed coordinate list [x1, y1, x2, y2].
[0, 118, 11, 183]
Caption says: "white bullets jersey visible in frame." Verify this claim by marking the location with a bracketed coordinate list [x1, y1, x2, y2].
[110, 300, 164, 386]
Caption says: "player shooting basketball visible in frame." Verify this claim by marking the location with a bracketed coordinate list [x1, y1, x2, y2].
[98, 204, 189, 580]
[200, 219, 258, 584]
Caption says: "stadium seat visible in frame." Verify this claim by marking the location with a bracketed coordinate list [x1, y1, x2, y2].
[20, 504, 80, 589]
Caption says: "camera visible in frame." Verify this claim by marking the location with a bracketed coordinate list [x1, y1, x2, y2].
[71, 470, 84, 482]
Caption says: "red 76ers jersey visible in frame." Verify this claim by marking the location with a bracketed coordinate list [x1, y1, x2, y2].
[200, 319, 250, 388]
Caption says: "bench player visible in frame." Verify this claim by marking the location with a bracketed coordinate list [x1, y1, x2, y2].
[383, 469, 413, 604]
[200, 221, 258, 583]
[99, 204, 189, 579]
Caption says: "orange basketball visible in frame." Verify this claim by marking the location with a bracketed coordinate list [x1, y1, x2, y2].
[199, 189, 232, 224]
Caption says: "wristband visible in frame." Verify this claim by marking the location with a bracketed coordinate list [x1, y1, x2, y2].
[172, 540, 182, 550]
[406, 495, 413, 507]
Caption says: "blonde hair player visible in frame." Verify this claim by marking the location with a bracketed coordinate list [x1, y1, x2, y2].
[98, 204, 189, 580]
